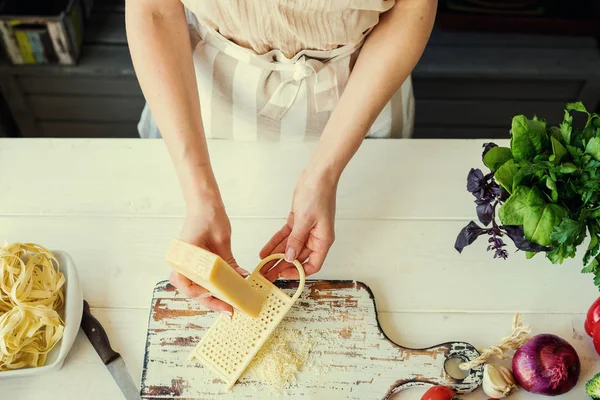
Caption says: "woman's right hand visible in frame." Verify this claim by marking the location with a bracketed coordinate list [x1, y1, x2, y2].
[169, 195, 248, 317]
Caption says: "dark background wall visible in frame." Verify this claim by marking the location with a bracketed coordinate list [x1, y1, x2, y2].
[0, 0, 599, 139]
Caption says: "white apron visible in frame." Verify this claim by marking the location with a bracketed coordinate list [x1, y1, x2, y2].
[137, 9, 414, 141]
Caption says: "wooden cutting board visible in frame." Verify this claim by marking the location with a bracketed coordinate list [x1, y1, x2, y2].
[140, 280, 483, 399]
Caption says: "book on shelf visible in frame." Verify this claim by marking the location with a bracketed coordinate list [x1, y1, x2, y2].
[0, 0, 85, 65]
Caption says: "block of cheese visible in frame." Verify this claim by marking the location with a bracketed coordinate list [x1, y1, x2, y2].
[166, 239, 265, 318]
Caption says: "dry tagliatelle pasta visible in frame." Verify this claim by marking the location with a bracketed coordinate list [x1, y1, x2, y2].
[0, 242, 65, 370]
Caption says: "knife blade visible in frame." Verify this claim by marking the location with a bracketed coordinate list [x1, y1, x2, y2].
[81, 300, 142, 400]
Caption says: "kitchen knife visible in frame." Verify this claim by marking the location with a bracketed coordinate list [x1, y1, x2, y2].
[81, 300, 142, 400]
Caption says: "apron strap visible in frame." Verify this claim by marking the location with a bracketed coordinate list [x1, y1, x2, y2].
[198, 25, 368, 121]
[258, 57, 339, 121]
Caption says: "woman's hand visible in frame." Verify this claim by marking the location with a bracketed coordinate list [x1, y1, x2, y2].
[170, 195, 248, 317]
[260, 171, 337, 281]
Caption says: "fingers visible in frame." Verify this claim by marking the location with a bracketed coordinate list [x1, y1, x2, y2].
[259, 224, 291, 259]
[259, 225, 290, 275]
[264, 246, 310, 282]
[201, 296, 233, 317]
[279, 267, 300, 279]
[216, 240, 249, 278]
[170, 270, 233, 316]
[285, 217, 312, 263]
[170, 270, 209, 298]
[227, 257, 249, 278]
[280, 225, 334, 279]
[279, 250, 327, 279]
[303, 248, 329, 276]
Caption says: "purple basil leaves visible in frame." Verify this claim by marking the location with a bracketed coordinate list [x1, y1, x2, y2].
[488, 226, 508, 259]
[467, 168, 504, 226]
[457, 154, 539, 259]
[454, 221, 485, 253]
[476, 200, 494, 226]
[467, 168, 485, 194]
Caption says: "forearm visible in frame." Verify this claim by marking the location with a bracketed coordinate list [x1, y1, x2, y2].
[306, 0, 437, 182]
[126, 0, 219, 207]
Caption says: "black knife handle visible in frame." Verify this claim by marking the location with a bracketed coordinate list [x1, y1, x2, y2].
[81, 300, 120, 365]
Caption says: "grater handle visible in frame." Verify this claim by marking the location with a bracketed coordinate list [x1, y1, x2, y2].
[254, 254, 306, 301]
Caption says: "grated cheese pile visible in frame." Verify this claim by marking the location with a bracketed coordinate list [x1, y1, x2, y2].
[242, 326, 317, 394]
[0, 242, 65, 370]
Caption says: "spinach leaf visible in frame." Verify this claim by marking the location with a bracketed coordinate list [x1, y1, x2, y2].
[510, 115, 548, 161]
[482, 142, 498, 160]
[524, 203, 568, 246]
[503, 225, 551, 253]
[494, 159, 519, 194]
[499, 185, 567, 246]
[483, 146, 513, 172]
[498, 186, 545, 226]
[498, 186, 531, 225]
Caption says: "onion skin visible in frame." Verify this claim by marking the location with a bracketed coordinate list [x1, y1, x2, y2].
[512, 334, 580, 396]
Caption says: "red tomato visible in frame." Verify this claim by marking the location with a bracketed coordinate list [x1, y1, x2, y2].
[593, 338, 600, 357]
[591, 322, 600, 356]
[585, 297, 600, 337]
[421, 386, 460, 400]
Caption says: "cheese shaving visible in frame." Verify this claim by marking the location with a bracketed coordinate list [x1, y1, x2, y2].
[0, 242, 65, 370]
[242, 327, 316, 394]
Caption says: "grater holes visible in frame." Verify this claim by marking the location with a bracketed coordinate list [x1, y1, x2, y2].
[195, 280, 297, 383]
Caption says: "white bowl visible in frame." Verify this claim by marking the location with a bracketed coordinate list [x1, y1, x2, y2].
[0, 250, 83, 378]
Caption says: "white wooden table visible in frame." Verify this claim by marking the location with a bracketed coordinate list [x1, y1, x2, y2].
[0, 138, 598, 399]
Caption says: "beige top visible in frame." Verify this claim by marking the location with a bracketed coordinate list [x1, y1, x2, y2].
[180, 0, 395, 58]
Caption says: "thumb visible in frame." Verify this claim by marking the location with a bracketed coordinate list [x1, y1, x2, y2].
[285, 218, 311, 263]
[219, 247, 249, 278]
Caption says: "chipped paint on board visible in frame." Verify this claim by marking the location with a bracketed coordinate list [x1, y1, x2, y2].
[141, 280, 483, 399]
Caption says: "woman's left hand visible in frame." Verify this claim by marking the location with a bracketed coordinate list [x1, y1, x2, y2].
[260, 171, 338, 281]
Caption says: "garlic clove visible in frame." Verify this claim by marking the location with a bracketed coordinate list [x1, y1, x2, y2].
[482, 364, 519, 398]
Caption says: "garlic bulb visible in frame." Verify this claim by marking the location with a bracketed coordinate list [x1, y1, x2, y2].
[482, 364, 519, 398]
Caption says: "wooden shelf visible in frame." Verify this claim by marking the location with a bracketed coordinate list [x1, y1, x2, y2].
[1, 1, 599, 139]
[0, 1, 132, 76]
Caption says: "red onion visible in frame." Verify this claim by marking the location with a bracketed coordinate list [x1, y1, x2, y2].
[512, 334, 580, 396]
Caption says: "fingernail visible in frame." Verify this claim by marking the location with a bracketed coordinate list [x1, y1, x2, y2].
[285, 248, 296, 263]
[221, 310, 233, 320]
[196, 293, 213, 299]
[237, 267, 250, 277]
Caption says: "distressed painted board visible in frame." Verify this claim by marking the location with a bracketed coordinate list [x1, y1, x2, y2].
[141, 281, 483, 399]
[1, 309, 595, 400]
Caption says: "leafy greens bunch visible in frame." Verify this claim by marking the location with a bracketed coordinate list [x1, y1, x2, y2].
[455, 102, 600, 289]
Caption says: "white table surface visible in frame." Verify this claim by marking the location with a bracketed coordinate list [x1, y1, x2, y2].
[0, 138, 598, 399]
